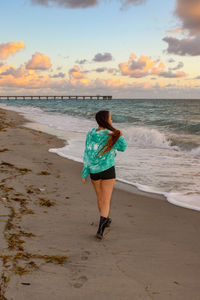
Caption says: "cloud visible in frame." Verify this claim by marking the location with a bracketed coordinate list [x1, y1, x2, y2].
[120, 0, 146, 7]
[26, 52, 51, 70]
[175, 0, 200, 35]
[0, 62, 88, 90]
[0, 66, 27, 78]
[75, 59, 88, 65]
[31, 0, 146, 9]
[163, 36, 200, 56]
[95, 67, 107, 73]
[70, 77, 89, 86]
[0, 41, 25, 60]
[119, 52, 186, 79]
[107, 68, 119, 75]
[0, 63, 52, 88]
[163, 1, 200, 56]
[129, 60, 146, 70]
[50, 72, 65, 78]
[169, 61, 184, 70]
[119, 52, 162, 78]
[79, 67, 117, 74]
[0, 67, 17, 77]
[0, 62, 197, 98]
[93, 52, 113, 62]
[31, 0, 98, 8]
[166, 28, 183, 35]
[47, 77, 198, 99]
[158, 70, 186, 78]
[151, 62, 165, 75]
[69, 65, 85, 79]
[93, 77, 127, 89]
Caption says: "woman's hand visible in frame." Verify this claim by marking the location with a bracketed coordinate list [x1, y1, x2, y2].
[81, 178, 87, 184]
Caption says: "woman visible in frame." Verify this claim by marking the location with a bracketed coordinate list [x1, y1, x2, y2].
[81, 110, 127, 239]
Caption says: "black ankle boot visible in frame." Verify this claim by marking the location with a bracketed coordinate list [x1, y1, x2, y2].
[96, 216, 108, 239]
[105, 217, 112, 228]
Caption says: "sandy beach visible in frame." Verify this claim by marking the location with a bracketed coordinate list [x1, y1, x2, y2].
[0, 107, 200, 300]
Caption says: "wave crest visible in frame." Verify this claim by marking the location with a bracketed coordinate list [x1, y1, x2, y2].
[123, 126, 174, 149]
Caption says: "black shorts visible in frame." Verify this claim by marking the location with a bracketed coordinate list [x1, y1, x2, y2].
[90, 166, 116, 181]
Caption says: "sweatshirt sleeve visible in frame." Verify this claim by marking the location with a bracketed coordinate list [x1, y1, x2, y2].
[113, 135, 127, 152]
[82, 134, 90, 179]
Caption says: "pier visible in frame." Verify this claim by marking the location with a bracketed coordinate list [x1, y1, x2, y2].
[0, 95, 112, 100]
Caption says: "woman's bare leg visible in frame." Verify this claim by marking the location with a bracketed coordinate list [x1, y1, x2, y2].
[91, 179, 102, 213]
[91, 178, 115, 217]
[100, 179, 115, 217]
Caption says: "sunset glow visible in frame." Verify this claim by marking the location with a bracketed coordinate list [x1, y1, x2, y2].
[0, 0, 200, 98]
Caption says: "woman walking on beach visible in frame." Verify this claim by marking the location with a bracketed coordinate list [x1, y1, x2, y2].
[81, 110, 127, 239]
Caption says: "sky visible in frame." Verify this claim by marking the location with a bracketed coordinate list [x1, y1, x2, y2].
[0, 0, 200, 98]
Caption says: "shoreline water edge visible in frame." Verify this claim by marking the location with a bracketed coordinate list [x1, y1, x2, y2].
[1, 107, 200, 299]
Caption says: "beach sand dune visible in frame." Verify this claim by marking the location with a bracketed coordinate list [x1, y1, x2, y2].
[0, 108, 200, 300]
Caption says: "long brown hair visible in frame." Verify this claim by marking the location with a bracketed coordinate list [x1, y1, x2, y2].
[95, 110, 121, 156]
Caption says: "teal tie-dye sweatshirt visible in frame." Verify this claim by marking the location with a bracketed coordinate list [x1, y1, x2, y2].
[82, 128, 127, 178]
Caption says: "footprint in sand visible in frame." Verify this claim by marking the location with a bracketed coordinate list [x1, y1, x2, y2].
[72, 275, 88, 288]
[81, 250, 90, 261]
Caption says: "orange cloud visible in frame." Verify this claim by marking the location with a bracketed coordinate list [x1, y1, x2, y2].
[0, 73, 51, 88]
[151, 62, 165, 75]
[0, 64, 28, 78]
[98, 78, 127, 88]
[79, 78, 89, 85]
[140, 55, 155, 71]
[166, 28, 184, 35]
[70, 77, 90, 87]
[0, 63, 52, 88]
[67, 65, 90, 86]
[0, 57, 189, 98]
[0, 62, 89, 89]
[69, 65, 85, 79]
[144, 82, 151, 88]
[0, 41, 25, 60]
[0, 67, 197, 98]
[26, 52, 51, 70]
[119, 53, 158, 78]
[175, 0, 200, 35]
[120, 53, 186, 78]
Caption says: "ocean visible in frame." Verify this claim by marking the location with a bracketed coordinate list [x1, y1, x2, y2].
[0, 98, 199, 211]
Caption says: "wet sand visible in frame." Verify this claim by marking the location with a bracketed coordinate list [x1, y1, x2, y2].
[0, 107, 200, 300]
